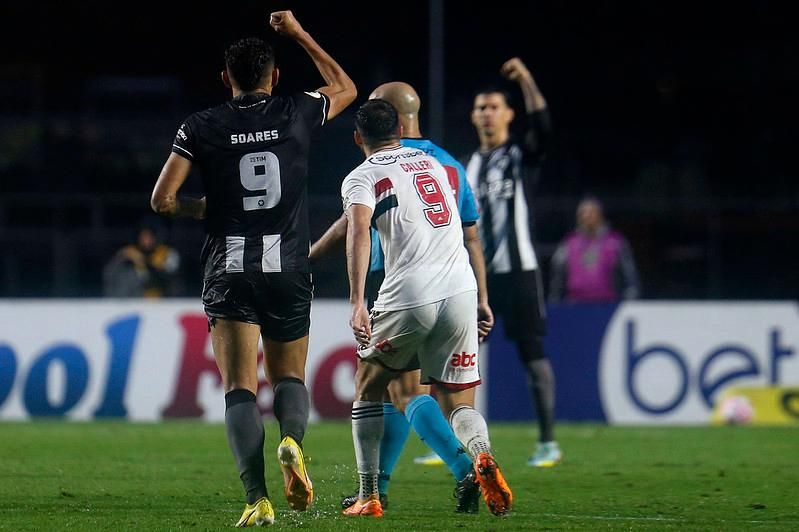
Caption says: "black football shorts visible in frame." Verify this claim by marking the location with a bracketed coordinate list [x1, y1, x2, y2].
[202, 271, 312, 341]
[488, 269, 547, 342]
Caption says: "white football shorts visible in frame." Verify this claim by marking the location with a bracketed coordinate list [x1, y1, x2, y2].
[357, 290, 481, 389]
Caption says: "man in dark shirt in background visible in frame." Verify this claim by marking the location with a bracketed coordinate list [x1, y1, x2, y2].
[466, 57, 561, 468]
[150, 10, 356, 526]
[103, 216, 183, 298]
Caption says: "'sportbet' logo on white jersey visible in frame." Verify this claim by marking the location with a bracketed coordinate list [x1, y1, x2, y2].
[368, 149, 426, 166]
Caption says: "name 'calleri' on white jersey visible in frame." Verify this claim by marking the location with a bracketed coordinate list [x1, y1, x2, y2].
[342, 145, 477, 311]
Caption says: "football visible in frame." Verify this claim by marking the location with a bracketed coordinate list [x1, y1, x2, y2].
[718, 395, 755, 425]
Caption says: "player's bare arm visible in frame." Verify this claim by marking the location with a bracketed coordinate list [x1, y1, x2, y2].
[346, 204, 373, 346]
[309, 213, 348, 262]
[464, 224, 494, 340]
[269, 10, 356, 120]
[151, 153, 206, 219]
[501, 57, 547, 112]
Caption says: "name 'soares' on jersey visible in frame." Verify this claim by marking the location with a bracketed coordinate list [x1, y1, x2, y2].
[230, 130, 280, 145]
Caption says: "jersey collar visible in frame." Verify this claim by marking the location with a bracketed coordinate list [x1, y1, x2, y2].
[231, 93, 271, 109]
[371, 144, 403, 154]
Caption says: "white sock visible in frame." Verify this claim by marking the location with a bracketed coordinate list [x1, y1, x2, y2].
[450, 406, 491, 457]
[351, 401, 384, 500]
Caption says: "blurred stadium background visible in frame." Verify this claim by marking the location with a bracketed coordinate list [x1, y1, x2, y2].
[0, 0, 796, 299]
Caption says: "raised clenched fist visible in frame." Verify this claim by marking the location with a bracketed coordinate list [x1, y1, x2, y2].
[500, 57, 531, 83]
[269, 10, 303, 38]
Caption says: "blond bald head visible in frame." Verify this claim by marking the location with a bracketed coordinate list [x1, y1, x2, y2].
[369, 81, 421, 115]
[369, 82, 422, 137]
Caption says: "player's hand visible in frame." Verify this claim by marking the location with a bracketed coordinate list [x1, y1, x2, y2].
[269, 10, 304, 38]
[477, 301, 494, 342]
[500, 57, 532, 83]
[350, 304, 371, 346]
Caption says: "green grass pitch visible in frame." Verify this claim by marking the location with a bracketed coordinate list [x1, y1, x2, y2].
[0, 421, 796, 530]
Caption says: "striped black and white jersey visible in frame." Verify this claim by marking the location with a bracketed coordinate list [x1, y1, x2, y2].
[465, 110, 551, 274]
[342, 145, 476, 311]
[171, 91, 330, 277]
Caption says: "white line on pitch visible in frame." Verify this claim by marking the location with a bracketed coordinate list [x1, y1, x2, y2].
[539, 513, 796, 525]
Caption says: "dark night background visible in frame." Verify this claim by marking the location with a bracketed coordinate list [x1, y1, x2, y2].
[0, 0, 796, 299]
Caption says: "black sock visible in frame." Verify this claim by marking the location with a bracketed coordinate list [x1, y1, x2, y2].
[526, 358, 556, 442]
[224, 389, 267, 504]
[273, 377, 310, 445]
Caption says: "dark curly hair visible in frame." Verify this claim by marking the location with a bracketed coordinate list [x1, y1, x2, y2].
[355, 99, 400, 146]
[224, 37, 275, 92]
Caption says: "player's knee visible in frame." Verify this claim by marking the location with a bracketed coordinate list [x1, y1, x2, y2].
[355, 385, 387, 403]
[355, 362, 390, 402]
[388, 376, 430, 413]
[390, 387, 426, 413]
[388, 375, 430, 413]
[517, 335, 546, 363]
[391, 394, 410, 413]
[264, 354, 306, 383]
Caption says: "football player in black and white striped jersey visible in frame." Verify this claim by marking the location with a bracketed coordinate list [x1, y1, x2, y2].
[466, 57, 562, 468]
[151, 10, 356, 526]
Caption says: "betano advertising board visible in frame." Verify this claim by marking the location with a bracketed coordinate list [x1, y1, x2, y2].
[1, 300, 797, 424]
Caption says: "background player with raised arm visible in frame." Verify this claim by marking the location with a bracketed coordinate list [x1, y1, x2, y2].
[341, 99, 511, 518]
[311, 82, 492, 513]
[466, 57, 562, 467]
[150, 10, 356, 527]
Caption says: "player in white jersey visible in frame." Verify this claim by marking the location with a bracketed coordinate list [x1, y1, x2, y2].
[312, 82, 489, 513]
[340, 99, 512, 518]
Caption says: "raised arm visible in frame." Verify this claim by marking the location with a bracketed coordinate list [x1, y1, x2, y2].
[501, 57, 551, 159]
[270, 10, 357, 120]
[501, 57, 547, 113]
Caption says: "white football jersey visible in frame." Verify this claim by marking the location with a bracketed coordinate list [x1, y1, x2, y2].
[342, 145, 477, 311]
